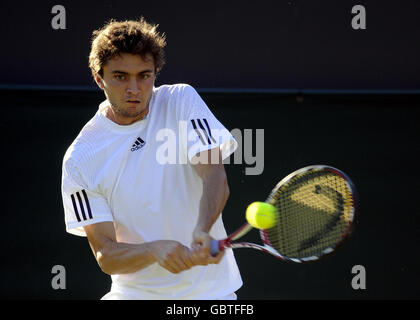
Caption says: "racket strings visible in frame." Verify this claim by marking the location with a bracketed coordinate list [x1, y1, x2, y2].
[266, 169, 354, 260]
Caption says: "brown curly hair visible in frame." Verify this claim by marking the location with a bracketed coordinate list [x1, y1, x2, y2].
[89, 17, 167, 78]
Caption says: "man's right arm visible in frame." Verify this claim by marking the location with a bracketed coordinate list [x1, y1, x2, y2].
[83, 222, 197, 275]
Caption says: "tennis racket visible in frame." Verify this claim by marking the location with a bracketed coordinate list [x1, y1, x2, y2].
[210, 165, 357, 263]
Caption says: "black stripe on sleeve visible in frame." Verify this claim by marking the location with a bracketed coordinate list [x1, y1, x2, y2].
[70, 194, 81, 222]
[191, 119, 206, 145]
[76, 192, 87, 221]
[81, 189, 93, 219]
[203, 118, 217, 144]
[197, 119, 212, 144]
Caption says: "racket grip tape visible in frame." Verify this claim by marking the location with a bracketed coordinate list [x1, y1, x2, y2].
[210, 240, 221, 256]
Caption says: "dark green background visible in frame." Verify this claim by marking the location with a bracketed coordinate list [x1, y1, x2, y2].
[1, 0, 419, 300]
[1, 89, 418, 299]
[1, 0, 419, 91]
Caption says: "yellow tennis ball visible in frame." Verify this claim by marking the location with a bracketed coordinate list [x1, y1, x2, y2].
[246, 202, 278, 229]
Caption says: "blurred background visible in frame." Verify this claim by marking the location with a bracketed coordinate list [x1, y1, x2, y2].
[0, 0, 419, 299]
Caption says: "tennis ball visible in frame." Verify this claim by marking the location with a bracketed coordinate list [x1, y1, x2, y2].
[246, 202, 278, 229]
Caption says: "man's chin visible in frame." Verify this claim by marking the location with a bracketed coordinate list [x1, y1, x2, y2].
[113, 104, 140, 117]
[121, 111, 143, 118]
[123, 106, 148, 119]
[108, 100, 148, 121]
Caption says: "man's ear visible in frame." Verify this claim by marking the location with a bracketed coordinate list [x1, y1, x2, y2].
[94, 73, 105, 90]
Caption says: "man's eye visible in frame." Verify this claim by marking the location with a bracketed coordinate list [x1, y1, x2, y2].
[142, 74, 150, 80]
[114, 75, 125, 80]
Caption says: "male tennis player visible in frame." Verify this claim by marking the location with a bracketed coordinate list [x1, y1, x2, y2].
[61, 18, 243, 299]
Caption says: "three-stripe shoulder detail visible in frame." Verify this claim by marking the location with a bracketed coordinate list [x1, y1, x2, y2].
[70, 190, 93, 222]
[190, 118, 217, 145]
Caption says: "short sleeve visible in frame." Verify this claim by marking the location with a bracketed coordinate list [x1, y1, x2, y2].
[61, 158, 114, 237]
[179, 85, 237, 162]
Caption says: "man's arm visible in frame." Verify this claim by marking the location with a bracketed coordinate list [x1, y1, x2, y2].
[191, 147, 229, 263]
[83, 222, 195, 275]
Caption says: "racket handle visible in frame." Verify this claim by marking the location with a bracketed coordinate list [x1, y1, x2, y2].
[210, 240, 221, 256]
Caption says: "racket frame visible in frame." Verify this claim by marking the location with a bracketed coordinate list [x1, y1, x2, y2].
[211, 165, 358, 263]
[212, 222, 293, 261]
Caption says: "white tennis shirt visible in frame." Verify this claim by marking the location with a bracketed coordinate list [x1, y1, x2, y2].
[61, 84, 243, 299]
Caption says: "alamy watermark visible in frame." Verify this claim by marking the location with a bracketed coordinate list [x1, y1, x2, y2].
[51, 5, 66, 30]
[51, 265, 66, 290]
[51, 4, 367, 32]
[351, 5, 366, 30]
[155, 122, 264, 175]
[351, 265, 366, 290]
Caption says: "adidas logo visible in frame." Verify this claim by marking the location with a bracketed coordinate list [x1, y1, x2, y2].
[131, 137, 146, 152]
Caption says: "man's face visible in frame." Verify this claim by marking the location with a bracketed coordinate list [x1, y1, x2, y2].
[95, 53, 156, 125]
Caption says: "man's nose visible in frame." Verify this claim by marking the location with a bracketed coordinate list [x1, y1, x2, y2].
[126, 78, 140, 95]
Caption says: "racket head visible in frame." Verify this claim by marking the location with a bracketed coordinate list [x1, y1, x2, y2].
[260, 165, 357, 263]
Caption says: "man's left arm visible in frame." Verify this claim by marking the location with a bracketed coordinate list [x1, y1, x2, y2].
[191, 147, 229, 264]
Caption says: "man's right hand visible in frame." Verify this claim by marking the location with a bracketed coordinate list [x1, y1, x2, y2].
[149, 240, 196, 274]
[84, 222, 217, 275]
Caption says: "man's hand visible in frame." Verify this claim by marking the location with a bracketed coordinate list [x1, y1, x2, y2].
[150, 238, 223, 274]
[84, 222, 222, 276]
[190, 228, 225, 265]
[149, 240, 195, 274]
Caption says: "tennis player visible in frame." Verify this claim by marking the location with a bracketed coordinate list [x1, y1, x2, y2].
[61, 18, 243, 299]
